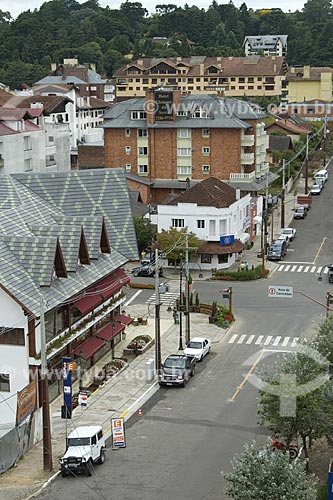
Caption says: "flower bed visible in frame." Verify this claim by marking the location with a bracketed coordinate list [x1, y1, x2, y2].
[94, 358, 128, 384]
[211, 265, 269, 281]
[123, 335, 154, 355]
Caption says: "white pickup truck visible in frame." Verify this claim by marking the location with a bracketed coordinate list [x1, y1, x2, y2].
[281, 228, 296, 241]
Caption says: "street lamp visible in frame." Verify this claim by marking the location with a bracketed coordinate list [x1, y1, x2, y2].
[178, 259, 184, 350]
[222, 287, 233, 316]
[78, 349, 84, 390]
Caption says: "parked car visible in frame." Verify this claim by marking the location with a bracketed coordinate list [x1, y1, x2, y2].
[59, 426, 106, 477]
[310, 183, 322, 195]
[267, 240, 287, 261]
[314, 169, 328, 184]
[184, 337, 211, 361]
[329, 265, 333, 284]
[294, 206, 307, 219]
[276, 234, 290, 246]
[281, 228, 296, 241]
[159, 354, 196, 387]
[132, 265, 163, 277]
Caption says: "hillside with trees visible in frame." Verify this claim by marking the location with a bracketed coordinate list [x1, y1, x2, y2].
[0, 0, 332, 89]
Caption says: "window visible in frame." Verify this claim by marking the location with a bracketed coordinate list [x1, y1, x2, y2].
[201, 253, 212, 264]
[24, 158, 32, 171]
[239, 77, 245, 83]
[177, 110, 188, 117]
[248, 77, 254, 83]
[48, 136, 54, 143]
[218, 254, 229, 264]
[172, 218, 185, 228]
[0, 328, 25, 345]
[231, 77, 236, 81]
[131, 111, 146, 120]
[125, 129, 130, 137]
[0, 374, 10, 392]
[265, 85, 274, 91]
[239, 86, 245, 90]
[136, 78, 140, 83]
[257, 77, 262, 81]
[202, 165, 210, 173]
[196, 77, 201, 82]
[177, 148, 191, 157]
[257, 86, 262, 90]
[138, 146, 148, 155]
[138, 164, 148, 174]
[91, 86, 97, 90]
[24, 136, 32, 150]
[138, 129, 148, 137]
[202, 128, 210, 137]
[192, 107, 209, 118]
[125, 164, 131, 172]
[125, 146, 131, 155]
[177, 128, 191, 138]
[248, 86, 254, 90]
[196, 86, 201, 90]
[177, 165, 192, 175]
[231, 86, 236, 90]
[202, 147, 210, 156]
[197, 220, 205, 229]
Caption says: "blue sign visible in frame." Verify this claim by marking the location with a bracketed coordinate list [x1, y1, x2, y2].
[328, 471, 333, 500]
[220, 235, 235, 246]
[62, 357, 72, 412]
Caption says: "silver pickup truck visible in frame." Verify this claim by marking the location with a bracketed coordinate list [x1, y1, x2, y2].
[159, 354, 196, 387]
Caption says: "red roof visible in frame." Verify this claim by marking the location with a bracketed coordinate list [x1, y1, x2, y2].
[74, 291, 103, 315]
[115, 314, 134, 325]
[95, 322, 125, 341]
[0, 123, 18, 136]
[72, 337, 105, 360]
[95, 269, 130, 300]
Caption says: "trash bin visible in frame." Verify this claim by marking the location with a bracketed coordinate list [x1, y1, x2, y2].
[145, 358, 155, 383]
[159, 282, 167, 294]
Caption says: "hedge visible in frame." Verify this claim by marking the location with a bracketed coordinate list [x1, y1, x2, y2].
[129, 282, 155, 289]
[211, 265, 269, 281]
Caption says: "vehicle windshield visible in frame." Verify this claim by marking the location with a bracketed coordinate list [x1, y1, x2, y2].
[187, 341, 202, 349]
[164, 358, 185, 369]
[67, 437, 90, 446]
[270, 245, 280, 251]
[296, 208, 304, 212]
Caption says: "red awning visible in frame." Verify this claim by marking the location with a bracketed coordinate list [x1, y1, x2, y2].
[96, 269, 130, 300]
[73, 291, 103, 315]
[72, 337, 105, 360]
[115, 314, 134, 326]
[95, 322, 125, 341]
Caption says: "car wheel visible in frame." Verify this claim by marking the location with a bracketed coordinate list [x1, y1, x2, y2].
[190, 367, 195, 377]
[207, 347, 211, 355]
[199, 354, 203, 362]
[98, 449, 105, 465]
[61, 468, 67, 478]
[85, 459, 93, 477]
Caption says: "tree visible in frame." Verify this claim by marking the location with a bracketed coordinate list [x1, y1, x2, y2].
[225, 441, 318, 500]
[133, 216, 155, 253]
[157, 228, 202, 262]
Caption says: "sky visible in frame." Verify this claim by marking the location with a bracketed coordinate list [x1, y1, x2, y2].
[0, 0, 307, 20]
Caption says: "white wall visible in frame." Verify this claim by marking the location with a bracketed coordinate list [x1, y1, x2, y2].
[0, 288, 29, 437]
[0, 129, 45, 175]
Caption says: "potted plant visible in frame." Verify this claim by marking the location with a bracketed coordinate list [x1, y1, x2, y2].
[209, 300, 217, 324]
[189, 292, 194, 312]
[194, 292, 200, 312]
[188, 274, 193, 293]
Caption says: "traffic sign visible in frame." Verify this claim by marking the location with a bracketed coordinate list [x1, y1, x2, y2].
[268, 285, 294, 298]
[78, 390, 88, 407]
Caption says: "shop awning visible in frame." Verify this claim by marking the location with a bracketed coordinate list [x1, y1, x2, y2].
[96, 269, 130, 301]
[72, 337, 105, 360]
[198, 240, 245, 255]
[95, 322, 125, 342]
[253, 216, 262, 225]
[115, 314, 134, 326]
[73, 291, 103, 315]
[237, 232, 250, 244]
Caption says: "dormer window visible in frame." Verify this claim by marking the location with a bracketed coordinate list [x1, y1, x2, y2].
[207, 66, 218, 74]
[192, 106, 210, 119]
[131, 111, 146, 120]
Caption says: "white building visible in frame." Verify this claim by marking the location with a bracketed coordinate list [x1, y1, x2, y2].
[243, 35, 288, 57]
[156, 177, 251, 270]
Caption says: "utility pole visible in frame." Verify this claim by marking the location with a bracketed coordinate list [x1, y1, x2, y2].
[185, 233, 190, 344]
[323, 113, 327, 168]
[154, 249, 161, 374]
[305, 134, 309, 194]
[178, 260, 183, 350]
[327, 291, 332, 319]
[281, 159, 285, 229]
[40, 297, 53, 471]
[261, 195, 266, 272]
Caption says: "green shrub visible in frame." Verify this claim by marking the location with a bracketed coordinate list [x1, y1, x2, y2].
[317, 483, 327, 500]
[212, 265, 268, 281]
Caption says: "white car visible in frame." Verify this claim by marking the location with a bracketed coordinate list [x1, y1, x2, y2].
[281, 228, 296, 241]
[276, 234, 289, 246]
[184, 337, 211, 361]
[310, 183, 322, 195]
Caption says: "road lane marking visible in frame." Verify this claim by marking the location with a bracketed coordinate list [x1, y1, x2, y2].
[264, 336, 273, 345]
[310, 266, 317, 272]
[255, 335, 264, 345]
[291, 338, 299, 347]
[277, 265, 284, 271]
[304, 266, 310, 272]
[282, 337, 290, 347]
[291, 265, 297, 272]
[273, 336, 281, 346]
[237, 335, 247, 344]
[228, 334, 238, 344]
[314, 237, 327, 263]
[229, 350, 265, 402]
[125, 289, 142, 306]
[284, 265, 290, 271]
[297, 266, 303, 272]
[246, 335, 255, 344]
[324, 268, 329, 274]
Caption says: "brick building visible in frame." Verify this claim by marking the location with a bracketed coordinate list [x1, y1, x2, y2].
[101, 90, 269, 204]
[113, 56, 287, 101]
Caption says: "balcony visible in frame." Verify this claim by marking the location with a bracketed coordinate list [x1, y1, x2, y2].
[256, 163, 270, 176]
[229, 171, 255, 181]
[241, 153, 255, 165]
[241, 135, 255, 147]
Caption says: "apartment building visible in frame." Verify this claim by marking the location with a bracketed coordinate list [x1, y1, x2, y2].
[243, 35, 288, 57]
[113, 56, 287, 101]
[286, 66, 333, 103]
[101, 90, 269, 204]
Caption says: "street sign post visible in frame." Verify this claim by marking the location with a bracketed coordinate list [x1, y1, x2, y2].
[111, 418, 126, 449]
[268, 285, 294, 298]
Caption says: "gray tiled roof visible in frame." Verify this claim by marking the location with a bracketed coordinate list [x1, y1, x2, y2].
[0, 169, 138, 317]
[34, 75, 86, 85]
[101, 95, 264, 130]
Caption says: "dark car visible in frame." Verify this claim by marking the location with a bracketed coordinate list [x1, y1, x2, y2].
[267, 240, 287, 261]
[293, 206, 307, 219]
[159, 354, 196, 387]
[132, 265, 163, 277]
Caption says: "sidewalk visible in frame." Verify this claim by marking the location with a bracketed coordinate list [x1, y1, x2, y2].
[0, 297, 225, 500]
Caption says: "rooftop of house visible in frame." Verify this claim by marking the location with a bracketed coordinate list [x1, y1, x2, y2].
[113, 55, 287, 78]
[0, 169, 138, 316]
[268, 135, 293, 151]
[243, 35, 288, 48]
[101, 94, 265, 130]
[265, 118, 310, 135]
[166, 177, 239, 208]
[286, 66, 333, 81]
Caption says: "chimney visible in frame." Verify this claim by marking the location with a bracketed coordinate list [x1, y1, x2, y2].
[137, 59, 143, 66]
[51, 63, 57, 71]
[177, 56, 182, 62]
[304, 66, 310, 78]
[236, 189, 240, 200]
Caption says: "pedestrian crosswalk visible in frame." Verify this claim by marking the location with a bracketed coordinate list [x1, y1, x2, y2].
[228, 333, 299, 348]
[277, 264, 327, 274]
[146, 291, 179, 306]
